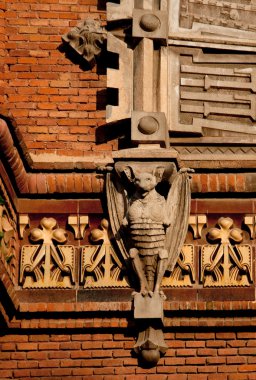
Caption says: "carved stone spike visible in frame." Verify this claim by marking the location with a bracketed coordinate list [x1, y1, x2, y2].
[79, 215, 89, 239]
[244, 215, 256, 239]
[162, 245, 195, 287]
[68, 215, 79, 239]
[81, 219, 129, 288]
[201, 217, 252, 287]
[68, 215, 89, 239]
[20, 217, 75, 289]
[19, 214, 30, 239]
[62, 20, 107, 65]
[189, 214, 207, 239]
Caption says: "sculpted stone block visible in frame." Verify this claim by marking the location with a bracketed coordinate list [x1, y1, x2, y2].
[106, 34, 133, 123]
[107, 0, 134, 21]
[134, 293, 164, 321]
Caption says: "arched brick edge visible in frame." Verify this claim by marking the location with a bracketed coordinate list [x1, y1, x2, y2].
[0, 119, 104, 194]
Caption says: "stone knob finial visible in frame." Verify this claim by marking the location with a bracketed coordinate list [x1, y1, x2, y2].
[139, 14, 160, 32]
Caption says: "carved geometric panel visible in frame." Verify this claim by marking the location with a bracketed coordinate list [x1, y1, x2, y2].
[201, 244, 252, 287]
[20, 218, 75, 289]
[0, 190, 18, 282]
[170, 47, 256, 136]
[162, 245, 195, 287]
[81, 219, 129, 288]
[180, 0, 256, 33]
[201, 217, 253, 287]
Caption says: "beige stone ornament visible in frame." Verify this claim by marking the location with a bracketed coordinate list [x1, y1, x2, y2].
[0, 197, 18, 281]
[62, 20, 107, 65]
[162, 245, 195, 287]
[81, 219, 129, 288]
[20, 218, 75, 289]
[201, 217, 252, 287]
[189, 214, 207, 239]
[68, 215, 89, 239]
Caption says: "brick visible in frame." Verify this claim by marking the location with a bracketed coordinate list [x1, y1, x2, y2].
[38, 342, 59, 350]
[0, 370, 13, 378]
[177, 365, 197, 373]
[13, 369, 31, 378]
[0, 343, 16, 351]
[228, 375, 248, 380]
[48, 351, 70, 359]
[30, 369, 52, 377]
[218, 348, 238, 356]
[51, 368, 72, 376]
[17, 360, 38, 369]
[72, 368, 94, 376]
[239, 365, 256, 372]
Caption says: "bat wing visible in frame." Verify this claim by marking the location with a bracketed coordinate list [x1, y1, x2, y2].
[106, 172, 129, 260]
[165, 170, 191, 272]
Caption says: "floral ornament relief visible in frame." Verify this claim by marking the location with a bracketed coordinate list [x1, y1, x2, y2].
[81, 219, 129, 288]
[201, 217, 252, 287]
[0, 196, 18, 281]
[20, 217, 75, 288]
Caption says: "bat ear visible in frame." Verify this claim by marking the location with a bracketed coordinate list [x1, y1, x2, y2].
[153, 166, 165, 183]
[123, 166, 135, 182]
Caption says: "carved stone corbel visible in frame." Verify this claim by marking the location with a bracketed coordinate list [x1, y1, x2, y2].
[106, 158, 192, 364]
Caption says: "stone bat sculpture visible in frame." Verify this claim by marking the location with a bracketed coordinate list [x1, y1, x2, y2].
[106, 163, 192, 296]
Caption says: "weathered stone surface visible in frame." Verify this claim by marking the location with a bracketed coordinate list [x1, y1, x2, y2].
[134, 293, 164, 320]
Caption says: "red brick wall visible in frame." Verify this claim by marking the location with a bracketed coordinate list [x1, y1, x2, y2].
[1, 0, 117, 156]
[0, 330, 256, 379]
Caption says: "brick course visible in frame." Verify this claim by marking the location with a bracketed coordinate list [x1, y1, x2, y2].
[1, 331, 256, 379]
